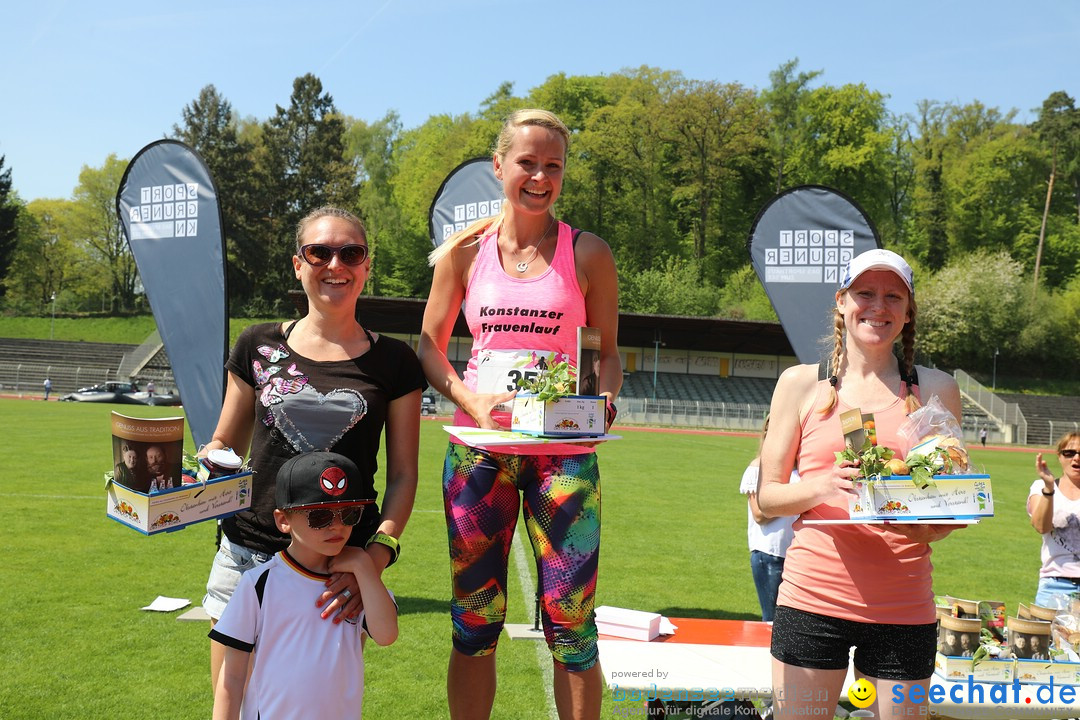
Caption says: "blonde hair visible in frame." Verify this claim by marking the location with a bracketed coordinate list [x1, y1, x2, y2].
[295, 206, 366, 251]
[1057, 432, 1080, 454]
[818, 292, 921, 415]
[427, 109, 570, 267]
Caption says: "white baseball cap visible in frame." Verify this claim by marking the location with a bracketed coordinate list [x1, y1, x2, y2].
[839, 248, 914, 294]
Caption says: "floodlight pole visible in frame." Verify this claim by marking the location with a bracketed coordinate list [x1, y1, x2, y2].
[49, 293, 57, 340]
[992, 347, 999, 391]
[652, 333, 661, 401]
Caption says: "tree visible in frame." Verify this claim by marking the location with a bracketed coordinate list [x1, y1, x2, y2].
[529, 73, 613, 132]
[1031, 91, 1079, 295]
[343, 111, 415, 297]
[666, 79, 768, 275]
[945, 124, 1042, 260]
[784, 83, 894, 228]
[883, 112, 915, 249]
[4, 199, 97, 312]
[258, 74, 357, 310]
[572, 68, 681, 274]
[172, 84, 262, 312]
[908, 101, 949, 268]
[619, 256, 718, 316]
[72, 155, 137, 312]
[918, 250, 1030, 369]
[0, 156, 20, 296]
[760, 58, 821, 193]
[389, 111, 487, 297]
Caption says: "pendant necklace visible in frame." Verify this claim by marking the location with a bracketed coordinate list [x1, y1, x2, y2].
[514, 216, 557, 273]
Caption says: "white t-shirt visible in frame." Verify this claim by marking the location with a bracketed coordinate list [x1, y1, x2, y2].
[740, 464, 799, 558]
[1028, 479, 1080, 578]
[210, 551, 369, 719]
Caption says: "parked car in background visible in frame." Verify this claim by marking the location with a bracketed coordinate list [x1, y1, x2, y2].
[421, 394, 437, 416]
[60, 381, 181, 406]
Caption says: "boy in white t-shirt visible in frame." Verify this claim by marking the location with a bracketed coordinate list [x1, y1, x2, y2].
[210, 452, 397, 720]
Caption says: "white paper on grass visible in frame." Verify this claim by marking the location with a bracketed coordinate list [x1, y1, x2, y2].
[142, 596, 191, 612]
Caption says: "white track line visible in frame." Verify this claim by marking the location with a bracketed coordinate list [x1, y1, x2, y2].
[511, 525, 558, 720]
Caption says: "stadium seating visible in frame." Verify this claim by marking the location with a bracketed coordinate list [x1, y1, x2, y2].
[998, 393, 1080, 446]
[621, 372, 777, 405]
[0, 338, 134, 395]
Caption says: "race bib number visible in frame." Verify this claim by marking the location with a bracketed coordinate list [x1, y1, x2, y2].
[475, 349, 568, 394]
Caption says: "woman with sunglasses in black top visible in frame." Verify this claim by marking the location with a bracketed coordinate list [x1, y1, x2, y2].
[199, 206, 426, 695]
[1030, 431, 1080, 606]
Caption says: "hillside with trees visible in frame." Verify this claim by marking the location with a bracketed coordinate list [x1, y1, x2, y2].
[1, 61, 1077, 378]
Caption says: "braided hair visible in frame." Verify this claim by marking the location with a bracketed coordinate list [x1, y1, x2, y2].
[818, 293, 921, 415]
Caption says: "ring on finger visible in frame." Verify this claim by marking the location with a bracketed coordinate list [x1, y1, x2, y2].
[340, 588, 353, 600]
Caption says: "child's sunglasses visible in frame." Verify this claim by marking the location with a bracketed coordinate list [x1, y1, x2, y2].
[293, 506, 365, 529]
[298, 244, 369, 267]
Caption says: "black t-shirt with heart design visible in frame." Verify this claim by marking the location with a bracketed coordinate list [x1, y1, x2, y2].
[222, 322, 426, 555]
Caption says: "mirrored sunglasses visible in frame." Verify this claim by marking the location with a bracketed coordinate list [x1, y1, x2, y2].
[293, 506, 365, 529]
[1061, 449, 1080, 459]
[298, 244, 369, 267]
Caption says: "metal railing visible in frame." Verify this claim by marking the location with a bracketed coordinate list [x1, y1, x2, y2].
[953, 369, 1027, 445]
[117, 331, 163, 379]
[616, 398, 769, 430]
[1, 362, 118, 397]
[1047, 421, 1080, 443]
[424, 394, 769, 432]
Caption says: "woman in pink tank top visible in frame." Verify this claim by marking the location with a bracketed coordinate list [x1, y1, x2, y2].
[757, 249, 965, 719]
[419, 109, 621, 720]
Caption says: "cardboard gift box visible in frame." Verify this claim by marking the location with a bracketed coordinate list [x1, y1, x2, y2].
[106, 471, 252, 535]
[934, 652, 1015, 683]
[595, 605, 661, 641]
[511, 394, 605, 437]
[848, 474, 993, 521]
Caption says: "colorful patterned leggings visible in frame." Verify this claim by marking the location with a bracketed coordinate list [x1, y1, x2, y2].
[442, 443, 601, 672]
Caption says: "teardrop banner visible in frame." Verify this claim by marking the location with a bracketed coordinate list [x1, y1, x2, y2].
[746, 185, 881, 365]
[428, 157, 504, 248]
[115, 139, 227, 448]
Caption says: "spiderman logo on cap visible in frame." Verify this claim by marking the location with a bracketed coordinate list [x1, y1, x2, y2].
[320, 466, 348, 497]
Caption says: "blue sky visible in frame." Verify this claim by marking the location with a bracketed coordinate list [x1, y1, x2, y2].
[4, 0, 1077, 202]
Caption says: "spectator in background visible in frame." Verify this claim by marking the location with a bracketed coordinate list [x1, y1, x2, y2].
[740, 415, 799, 622]
[1028, 431, 1080, 607]
[43, 377, 52, 401]
[980, 427, 987, 447]
[147, 379, 155, 395]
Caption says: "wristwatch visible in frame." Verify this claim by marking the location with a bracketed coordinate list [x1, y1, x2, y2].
[366, 532, 400, 567]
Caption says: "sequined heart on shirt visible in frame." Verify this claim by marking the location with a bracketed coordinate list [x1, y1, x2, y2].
[269, 386, 368, 453]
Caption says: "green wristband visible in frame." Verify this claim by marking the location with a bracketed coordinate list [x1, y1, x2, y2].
[366, 532, 400, 567]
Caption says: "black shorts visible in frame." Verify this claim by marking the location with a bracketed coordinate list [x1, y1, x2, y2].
[770, 606, 937, 680]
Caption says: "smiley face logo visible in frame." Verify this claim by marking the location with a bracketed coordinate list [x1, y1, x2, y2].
[848, 678, 876, 709]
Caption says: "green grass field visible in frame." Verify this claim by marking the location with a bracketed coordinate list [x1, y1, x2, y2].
[0, 398, 1047, 719]
[0, 316, 281, 346]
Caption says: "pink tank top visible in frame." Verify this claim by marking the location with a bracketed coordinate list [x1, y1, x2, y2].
[452, 221, 590, 455]
[776, 380, 935, 624]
